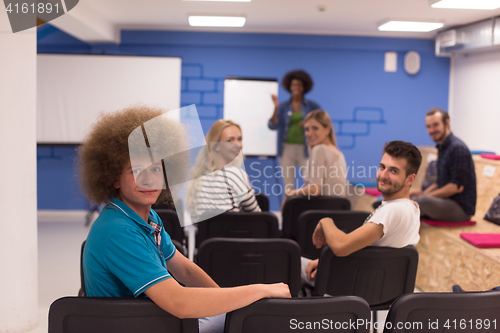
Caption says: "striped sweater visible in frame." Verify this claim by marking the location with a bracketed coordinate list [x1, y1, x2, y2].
[191, 166, 261, 222]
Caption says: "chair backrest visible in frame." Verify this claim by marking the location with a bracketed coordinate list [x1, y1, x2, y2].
[79, 240, 87, 297]
[297, 210, 370, 259]
[172, 239, 187, 257]
[152, 199, 184, 215]
[196, 211, 279, 247]
[225, 296, 371, 333]
[383, 291, 500, 333]
[282, 196, 351, 239]
[49, 297, 199, 333]
[314, 245, 418, 308]
[255, 192, 270, 212]
[197, 238, 301, 297]
[154, 209, 185, 244]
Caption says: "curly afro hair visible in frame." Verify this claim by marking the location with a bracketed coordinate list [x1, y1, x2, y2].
[78, 105, 188, 206]
[281, 70, 314, 94]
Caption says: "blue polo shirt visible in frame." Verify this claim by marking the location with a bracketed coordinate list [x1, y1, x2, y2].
[83, 198, 176, 297]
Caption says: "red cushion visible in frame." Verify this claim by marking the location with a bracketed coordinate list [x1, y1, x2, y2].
[480, 153, 500, 160]
[460, 233, 500, 248]
[421, 219, 476, 227]
[364, 188, 382, 197]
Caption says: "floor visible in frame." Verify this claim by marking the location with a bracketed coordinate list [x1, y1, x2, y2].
[29, 216, 390, 333]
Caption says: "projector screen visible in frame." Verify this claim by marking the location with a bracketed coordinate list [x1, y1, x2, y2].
[37, 54, 181, 144]
[223, 78, 278, 157]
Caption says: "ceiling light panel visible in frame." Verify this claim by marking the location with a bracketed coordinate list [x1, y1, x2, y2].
[188, 16, 246, 27]
[430, 0, 500, 10]
[184, 0, 250, 2]
[378, 21, 444, 32]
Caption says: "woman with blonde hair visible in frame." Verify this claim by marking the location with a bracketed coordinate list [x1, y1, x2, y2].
[187, 119, 261, 222]
[283, 110, 347, 202]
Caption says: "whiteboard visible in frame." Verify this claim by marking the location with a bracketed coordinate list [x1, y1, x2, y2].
[223, 78, 278, 156]
[37, 54, 181, 144]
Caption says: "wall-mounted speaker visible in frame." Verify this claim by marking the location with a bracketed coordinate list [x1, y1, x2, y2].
[404, 51, 420, 75]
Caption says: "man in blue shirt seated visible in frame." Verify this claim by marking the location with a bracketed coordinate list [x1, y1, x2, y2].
[80, 105, 290, 333]
[411, 108, 477, 222]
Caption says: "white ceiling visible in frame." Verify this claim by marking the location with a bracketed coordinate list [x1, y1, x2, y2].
[50, 0, 500, 43]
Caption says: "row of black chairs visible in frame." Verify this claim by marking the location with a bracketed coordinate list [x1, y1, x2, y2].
[158, 208, 365, 260]
[196, 239, 418, 323]
[80, 238, 416, 299]
[157, 194, 352, 244]
[161, 209, 370, 259]
[50, 291, 500, 333]
[78, 237, 418, 322]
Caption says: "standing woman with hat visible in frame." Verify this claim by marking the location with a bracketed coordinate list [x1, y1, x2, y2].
[268, 70, 321, 192]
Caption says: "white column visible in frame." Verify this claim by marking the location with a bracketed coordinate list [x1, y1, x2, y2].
[0, 10, 38, 333]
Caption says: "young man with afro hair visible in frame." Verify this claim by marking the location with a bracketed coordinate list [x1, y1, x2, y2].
[79, 105, 290, 333]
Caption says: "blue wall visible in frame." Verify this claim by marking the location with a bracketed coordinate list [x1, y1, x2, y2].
[37, 145, 87, 210]
[37, 26, 449, 211]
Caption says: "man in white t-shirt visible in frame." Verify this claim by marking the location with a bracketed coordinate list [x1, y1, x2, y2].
[304, 140, 422, 282]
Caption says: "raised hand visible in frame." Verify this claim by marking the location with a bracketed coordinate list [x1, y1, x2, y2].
[271, 94, 279, 108]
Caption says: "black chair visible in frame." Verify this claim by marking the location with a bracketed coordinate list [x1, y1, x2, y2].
[225, 296, 371, 333]
[49, 297, 199, 333]
[282, 195, 351, 240]
[196, 211, 279, 247]
[383, 291, 500, 333]
[155, 209, 185, 245]
[172, 239, 187, 257]
[78, 240, 87, 297]
[152, 199, 184, 216]
[314, 245, 418, 324]
[297, 210, 370, 259]
[197, 238, 301, 297]
[255, 192, 270, 212]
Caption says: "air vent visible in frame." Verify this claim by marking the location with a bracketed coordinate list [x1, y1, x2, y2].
[438, 30, 458, 48]
[436, 17, 499, 56]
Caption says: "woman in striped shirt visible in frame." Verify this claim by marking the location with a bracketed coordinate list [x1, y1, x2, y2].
[187, 119, 261, 223]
